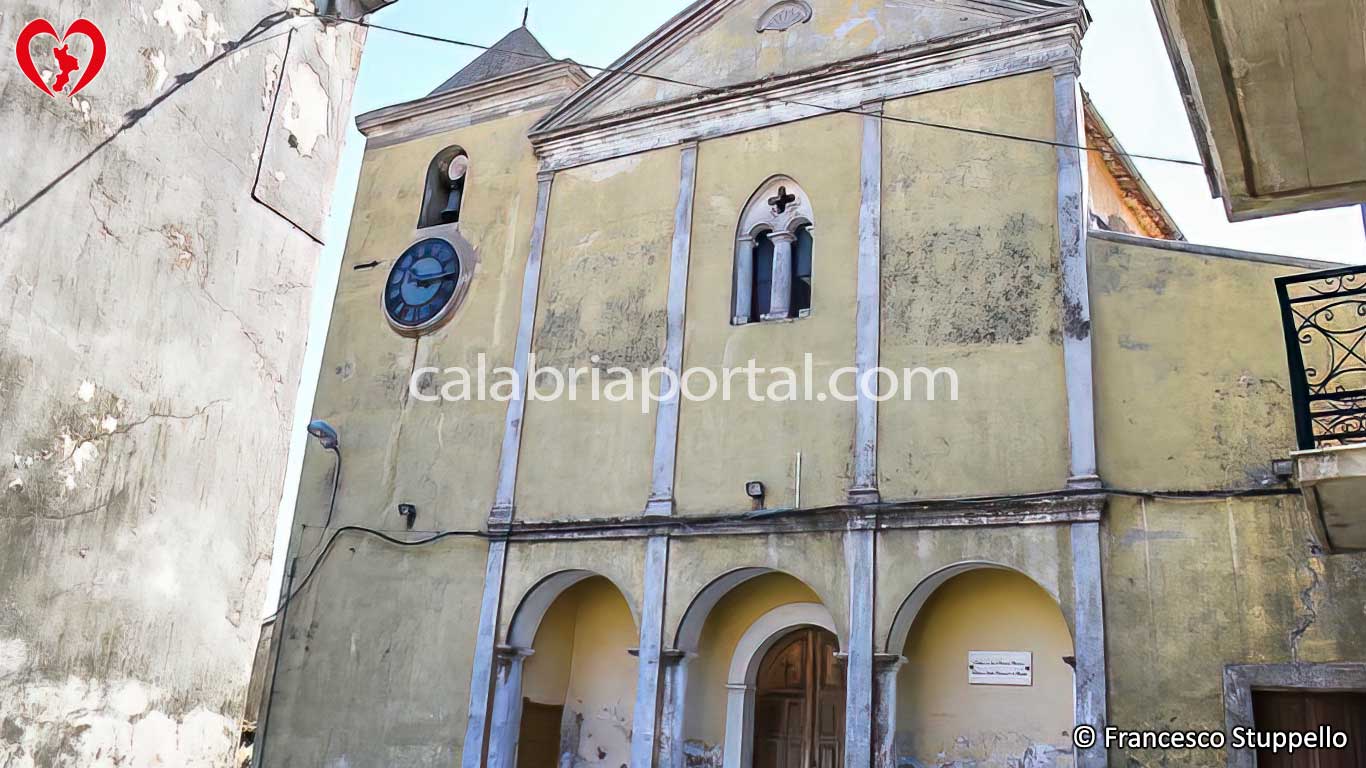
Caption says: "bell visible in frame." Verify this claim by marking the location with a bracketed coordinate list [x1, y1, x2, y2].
[440, 155, 469, 224]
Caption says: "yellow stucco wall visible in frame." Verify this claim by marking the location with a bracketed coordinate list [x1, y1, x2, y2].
[896, 569, 1075, 767]
[1091, 237, 1302, 489]
[1091, 237, 1366, 766]
[675, 115, 861, 515]
[1102, 494, 1366, 767]
[300, 108, 547, 535]
[273, 2, 1366, 759]
[269, 106, 552, 766]
[665, 534, 851, 649]
[684, 572, 821, 750]
[515, 151, 678, 520]
[267, 536, 486, 765]
[874, 526, 1074, 650]
[587, 0, 1034, 120]
[878, 72, 1070, 499]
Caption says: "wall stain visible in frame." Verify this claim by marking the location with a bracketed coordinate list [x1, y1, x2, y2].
[882, 213, 1054, 347]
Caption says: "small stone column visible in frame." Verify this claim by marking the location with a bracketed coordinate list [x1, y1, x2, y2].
[487, 646, 534, 768]
[658, 650, 691, 768]
[763, 231, 797, 321]
[733, 237, 755, 323]
[873, 654, 906, 768]
[1071, 520, 1108, 768]
[844, 518, 876, 768]
[630, 536, 670, 768]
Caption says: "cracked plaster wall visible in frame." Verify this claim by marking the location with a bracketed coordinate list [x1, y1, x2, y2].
[878, 72, 1070, 499]
[1091, 238, 1366, 767]
[0, 1, 363, 765]
[261, 104, 550, 768]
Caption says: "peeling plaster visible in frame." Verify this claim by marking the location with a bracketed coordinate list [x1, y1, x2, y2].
[142, 48, 169, 92]
[1, 2, 363, 764]
[152, 0, 205, 41]
[151, 0, 225, 54]
[283, 64, 330, 158]
[0, 674, 235, 768]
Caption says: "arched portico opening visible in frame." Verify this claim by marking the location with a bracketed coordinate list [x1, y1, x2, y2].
[488, 570, 638, 768]
[661, 569, 844, 768]
[882, 563, 1074, 768]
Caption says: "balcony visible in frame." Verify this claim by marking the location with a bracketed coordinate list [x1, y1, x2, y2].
[1277, 265, 1366, 552]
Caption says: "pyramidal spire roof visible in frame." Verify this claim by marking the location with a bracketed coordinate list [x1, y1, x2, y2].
[430, 26, 555, 95]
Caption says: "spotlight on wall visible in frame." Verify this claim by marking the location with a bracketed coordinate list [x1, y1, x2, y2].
[306, 420, 342, 533]
[398, 503, 417, 530]
[746, 480, 766, 509]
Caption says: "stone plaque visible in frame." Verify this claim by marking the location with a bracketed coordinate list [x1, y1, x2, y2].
[968, 651, 1032, 686]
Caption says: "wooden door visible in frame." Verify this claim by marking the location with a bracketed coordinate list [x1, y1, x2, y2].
[516, 701, 564, 768]
[1252, 691, 1366, 768]
[753, 627, 846, 768]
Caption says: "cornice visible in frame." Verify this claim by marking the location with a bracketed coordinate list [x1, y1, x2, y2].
[534, 0, 745, 131]
[528, 7, 1086, 171]
[356, 61, 591, 149]
[1088, 230, 1343, 272]
[486, 490, 1106, 542]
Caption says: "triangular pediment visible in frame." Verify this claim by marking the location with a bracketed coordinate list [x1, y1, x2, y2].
[534, 0, 1075, 132]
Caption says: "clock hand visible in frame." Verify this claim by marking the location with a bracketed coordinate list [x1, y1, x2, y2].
[411, 268, 457, 284]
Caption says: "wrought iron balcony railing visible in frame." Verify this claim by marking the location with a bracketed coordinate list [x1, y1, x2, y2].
[1276, 264, 1366, 450]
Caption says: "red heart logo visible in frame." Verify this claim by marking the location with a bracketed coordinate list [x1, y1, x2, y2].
[15, 18, 106, 97]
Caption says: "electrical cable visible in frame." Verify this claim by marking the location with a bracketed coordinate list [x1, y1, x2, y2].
[258, 482, 1299, 624]
[304, 11, 1206, 169]
[1, 13, 297, 231]
[299, 449, 342, 563]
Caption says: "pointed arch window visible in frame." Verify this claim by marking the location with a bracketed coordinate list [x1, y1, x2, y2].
[733, 177, 815, 324]
[418, 146, 469, 229]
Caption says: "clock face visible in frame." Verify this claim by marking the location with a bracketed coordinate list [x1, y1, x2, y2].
[385, 238, 461, 332]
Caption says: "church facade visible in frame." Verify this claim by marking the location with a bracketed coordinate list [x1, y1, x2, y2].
[259, 2, 1366, 767]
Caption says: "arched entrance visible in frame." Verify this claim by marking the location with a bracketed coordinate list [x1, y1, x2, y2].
[886, 566, 1073, 767]
[662, 568, 844, 768]
[753, 627, 845, 768]
[486, 571, 639, 768]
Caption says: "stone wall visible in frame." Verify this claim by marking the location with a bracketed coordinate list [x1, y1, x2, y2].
[0, 2, 365, 764]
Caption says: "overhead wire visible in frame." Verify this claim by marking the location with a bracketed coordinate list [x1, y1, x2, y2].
[259, 483, 1299, 624]
[304, 11, 1205, 168]
[260, 8, 1289, 620]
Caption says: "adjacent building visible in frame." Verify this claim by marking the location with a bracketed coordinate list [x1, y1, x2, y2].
[0, 1, 377, 765]
[264, 1, 1366, 767]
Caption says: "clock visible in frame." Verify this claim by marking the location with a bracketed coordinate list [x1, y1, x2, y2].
[384, 238, 462, 333]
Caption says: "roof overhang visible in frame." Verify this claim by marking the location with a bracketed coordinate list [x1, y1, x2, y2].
[1149, 0, 1366, 221]
[356, 60, 591, 149]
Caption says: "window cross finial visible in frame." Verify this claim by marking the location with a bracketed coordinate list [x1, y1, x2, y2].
[768, 186, 797, 214]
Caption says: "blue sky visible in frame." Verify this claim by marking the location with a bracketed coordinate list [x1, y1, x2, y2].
[265, 0, 1366, 608]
